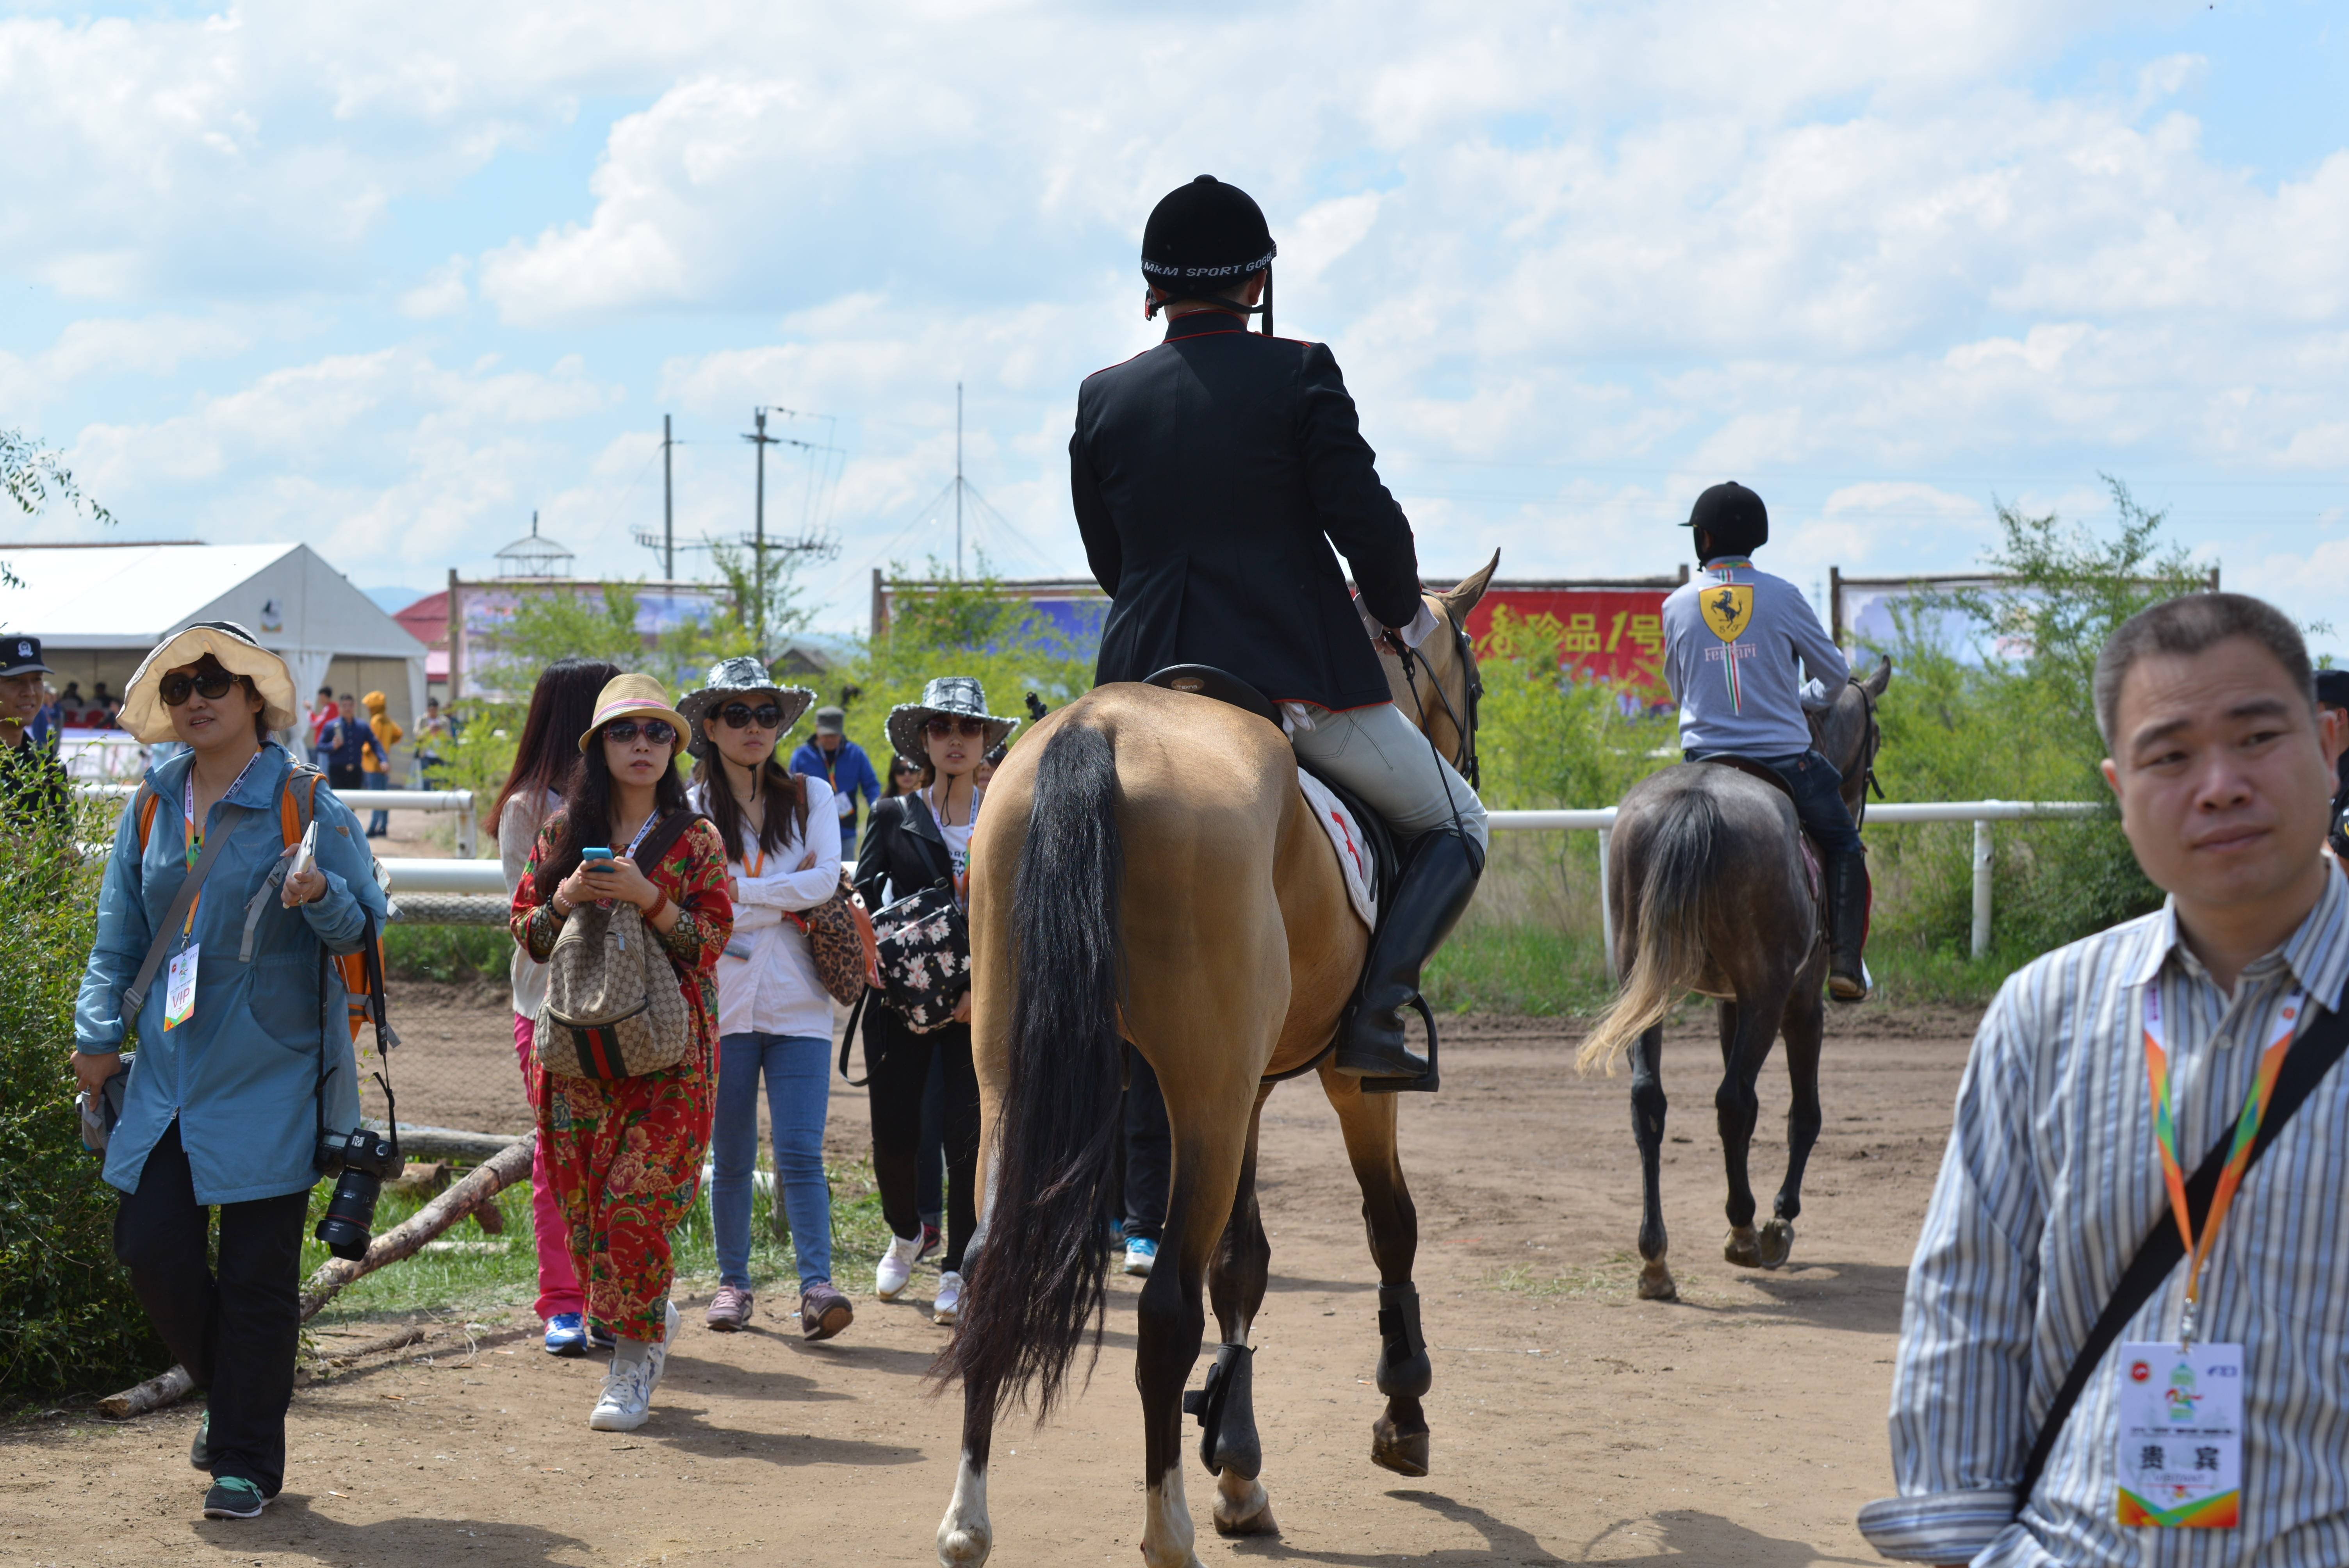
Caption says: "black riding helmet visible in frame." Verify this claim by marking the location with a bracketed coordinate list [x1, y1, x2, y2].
[1141, 174, 1277, 336]
[1680, 481, 1768, 562]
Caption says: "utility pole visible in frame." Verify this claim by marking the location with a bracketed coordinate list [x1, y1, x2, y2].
[742, 407, 779, 660]
[661, 414, 675, 581]
[955, 382, 964, 579]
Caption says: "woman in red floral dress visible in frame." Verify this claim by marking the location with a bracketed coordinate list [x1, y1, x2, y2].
[508, 673, 731, 1433]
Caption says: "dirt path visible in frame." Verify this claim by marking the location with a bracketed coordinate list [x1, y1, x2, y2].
[0, 1006, 1978, 1567]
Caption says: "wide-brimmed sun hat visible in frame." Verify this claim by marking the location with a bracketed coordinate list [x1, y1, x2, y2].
[885, 676, 1020, 765]
[676, 656, 816, 759]
[120, 620, 298, 745]
[578, 673, 689, 754]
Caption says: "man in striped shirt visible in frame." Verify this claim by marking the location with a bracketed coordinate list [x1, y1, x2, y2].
[1861, 593, 2349, 1565]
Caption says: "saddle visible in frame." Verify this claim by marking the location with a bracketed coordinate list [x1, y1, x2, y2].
[1693, 754, 1823, 912]
[1144, 665, 1401, 905]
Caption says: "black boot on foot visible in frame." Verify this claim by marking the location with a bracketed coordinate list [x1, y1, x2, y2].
[1827, 848, 1870, 1003]
[1335, 828, 1483, 1082]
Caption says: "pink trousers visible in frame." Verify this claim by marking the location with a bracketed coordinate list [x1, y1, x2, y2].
[513, 1014, 585, 1321]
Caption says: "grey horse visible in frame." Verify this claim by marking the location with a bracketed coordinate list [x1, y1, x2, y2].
[1578, 657, 1890, 1301]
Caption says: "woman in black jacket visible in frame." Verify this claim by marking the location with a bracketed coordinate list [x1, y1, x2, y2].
[854, 677, 1018, 1324]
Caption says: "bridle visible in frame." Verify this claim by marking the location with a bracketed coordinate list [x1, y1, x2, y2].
[1396, 605, 1483, 793]
[1847, 676, 1884, 832]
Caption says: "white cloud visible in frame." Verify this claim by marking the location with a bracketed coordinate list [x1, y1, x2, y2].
[398, 255, 471, 319]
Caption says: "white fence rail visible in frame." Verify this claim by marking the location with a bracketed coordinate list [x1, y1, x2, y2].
[78, 783, 479, 857]
[76, 785, 2101, 965]
[1487, 800, 2103, 973]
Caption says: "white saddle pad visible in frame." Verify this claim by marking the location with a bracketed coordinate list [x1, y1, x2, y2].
[1298, 769, 1377, 930]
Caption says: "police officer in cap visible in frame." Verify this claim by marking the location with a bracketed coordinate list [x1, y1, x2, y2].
[1071, 174, 1489, 1084]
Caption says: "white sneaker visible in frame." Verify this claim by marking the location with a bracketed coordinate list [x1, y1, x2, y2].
[587, 1301, 680, 1433]
[876, 1234, 918, 1301]
[644, 1299, 681, 1397]
[932, 1270, 964, 1325]
[589, 1359, 653, 1431]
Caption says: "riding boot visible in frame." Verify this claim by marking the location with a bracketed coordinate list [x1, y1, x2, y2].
[1827, 848, 1870, 1003]
[1335, 827, 1483, 1081]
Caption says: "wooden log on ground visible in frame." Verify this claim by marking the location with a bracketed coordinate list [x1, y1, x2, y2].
[99, 1133, 538, 1419]
[389, 1124, 526, 1162]
[298, 1135, 536, 1319]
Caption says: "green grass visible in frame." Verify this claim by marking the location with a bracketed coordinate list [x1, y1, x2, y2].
[381, 922, 512, 984]
[300, 1157, 897, 1328]
[1423, 922, 1615, 1017]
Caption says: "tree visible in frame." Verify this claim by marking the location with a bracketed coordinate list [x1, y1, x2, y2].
[2, 429, 111, 590]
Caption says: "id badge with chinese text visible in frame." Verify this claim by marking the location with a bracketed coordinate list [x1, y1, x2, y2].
[2116, 1340, 2242, 1528]
[164, 944, 198, 1031]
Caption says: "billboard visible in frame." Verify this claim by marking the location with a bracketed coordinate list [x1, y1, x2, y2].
[1465, 581, 1683, 692]
[449, 577, 731, 699]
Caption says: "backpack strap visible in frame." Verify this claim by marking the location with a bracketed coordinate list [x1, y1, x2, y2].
[633, 809, 713, 875]
[133, 781, 160, 853]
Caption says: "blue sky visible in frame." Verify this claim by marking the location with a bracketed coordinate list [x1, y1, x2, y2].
[4, 0, 2346, 645]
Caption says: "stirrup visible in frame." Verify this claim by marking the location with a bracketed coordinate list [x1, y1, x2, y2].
[1353, 996, 1441, 1095]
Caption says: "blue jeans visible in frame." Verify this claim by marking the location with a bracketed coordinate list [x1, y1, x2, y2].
[712, 1032, 834, 1290]
[363, 770, 389, 836]
[1684, 748, 1863, 855]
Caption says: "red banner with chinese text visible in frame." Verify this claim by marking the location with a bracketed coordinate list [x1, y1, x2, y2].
[1465, 588, 1673, 692]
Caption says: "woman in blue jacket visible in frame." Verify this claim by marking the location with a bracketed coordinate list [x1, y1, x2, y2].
[71, 621, 388, 1523]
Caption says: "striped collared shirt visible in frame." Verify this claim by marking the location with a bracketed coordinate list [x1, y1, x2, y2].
[1859, 864, 2349, 1566]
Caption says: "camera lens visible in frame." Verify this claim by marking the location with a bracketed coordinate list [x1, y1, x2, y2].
[314, 1168, 381, 1262]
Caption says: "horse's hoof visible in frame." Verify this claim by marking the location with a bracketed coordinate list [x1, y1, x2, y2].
[1636, 1260, 1679, 1301]
[937, 1523, 991, 1567]
[1723, 1226, 1761, 1268]
[1371, 1415, 1430, 1477]
[1212, 1475, 1280, 1537]
[1756, 1218, 1795, 1269]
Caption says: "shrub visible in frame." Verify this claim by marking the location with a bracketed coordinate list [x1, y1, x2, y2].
[0, 801, 168, 1404]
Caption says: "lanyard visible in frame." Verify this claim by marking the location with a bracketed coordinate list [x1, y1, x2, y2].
[180, 751, 263, 936]
[2140, 982, 2303, 1344]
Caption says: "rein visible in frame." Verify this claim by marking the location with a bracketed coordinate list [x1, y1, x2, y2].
[1398, 607, 1483, 791]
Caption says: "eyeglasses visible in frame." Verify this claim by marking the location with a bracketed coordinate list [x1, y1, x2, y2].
[718, 702, 784, 731]
[891, 761, 920, 775]
[160, 669, 239, 707]
[923, 717, 987, 738]
[603, 718, 678, 746]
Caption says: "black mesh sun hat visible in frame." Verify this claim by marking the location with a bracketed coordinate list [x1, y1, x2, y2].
[1141, 175, 1277, 335]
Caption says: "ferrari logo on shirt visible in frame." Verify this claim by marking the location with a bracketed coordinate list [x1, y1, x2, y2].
[1701, 583, 1753, 643]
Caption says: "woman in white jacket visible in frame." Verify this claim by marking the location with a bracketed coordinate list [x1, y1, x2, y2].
[679, 659, 854, 1340]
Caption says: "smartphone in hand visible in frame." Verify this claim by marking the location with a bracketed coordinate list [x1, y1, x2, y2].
[582, 846, 615, 868]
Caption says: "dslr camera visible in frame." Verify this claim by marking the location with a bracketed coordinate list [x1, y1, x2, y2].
[314, 1124, 403, 1261]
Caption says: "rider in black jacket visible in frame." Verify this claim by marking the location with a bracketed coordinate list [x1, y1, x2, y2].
[1069, 175, 1489, 1086]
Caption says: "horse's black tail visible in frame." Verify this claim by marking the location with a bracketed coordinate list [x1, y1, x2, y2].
[1578, 787, 1722, 1073]
[942, 720, 1126, 1420]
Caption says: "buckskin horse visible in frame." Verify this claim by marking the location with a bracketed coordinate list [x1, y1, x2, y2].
[1576, 657, 1890, 1302]
[932, 556, 1496, 1568]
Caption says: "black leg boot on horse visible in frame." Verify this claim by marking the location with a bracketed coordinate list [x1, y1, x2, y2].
[1825, 848, 1871, 1003]
[1333, 826, 1483, 1089]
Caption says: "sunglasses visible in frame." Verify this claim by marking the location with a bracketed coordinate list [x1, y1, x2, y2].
[923, 716, 987, 739]
[718, 702, 784, 731]
[603, 718, 678, 746]
[160, 669, 240, 707]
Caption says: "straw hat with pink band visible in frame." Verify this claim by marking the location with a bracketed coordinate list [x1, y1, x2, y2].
[577, 673, 690, 753]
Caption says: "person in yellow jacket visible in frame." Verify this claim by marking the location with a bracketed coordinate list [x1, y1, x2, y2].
[360, 691, 402, 839]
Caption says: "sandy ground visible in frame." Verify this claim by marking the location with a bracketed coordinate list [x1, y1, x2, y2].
[0, 1004, 1980, 1568]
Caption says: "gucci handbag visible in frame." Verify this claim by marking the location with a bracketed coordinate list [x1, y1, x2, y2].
[535, 812, 702, 1079]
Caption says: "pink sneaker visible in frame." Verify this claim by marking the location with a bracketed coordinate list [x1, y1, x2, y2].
[705, 1285, 754, 1332]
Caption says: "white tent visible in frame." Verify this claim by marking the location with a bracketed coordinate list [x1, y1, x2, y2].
[0, 541, 429, 756]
